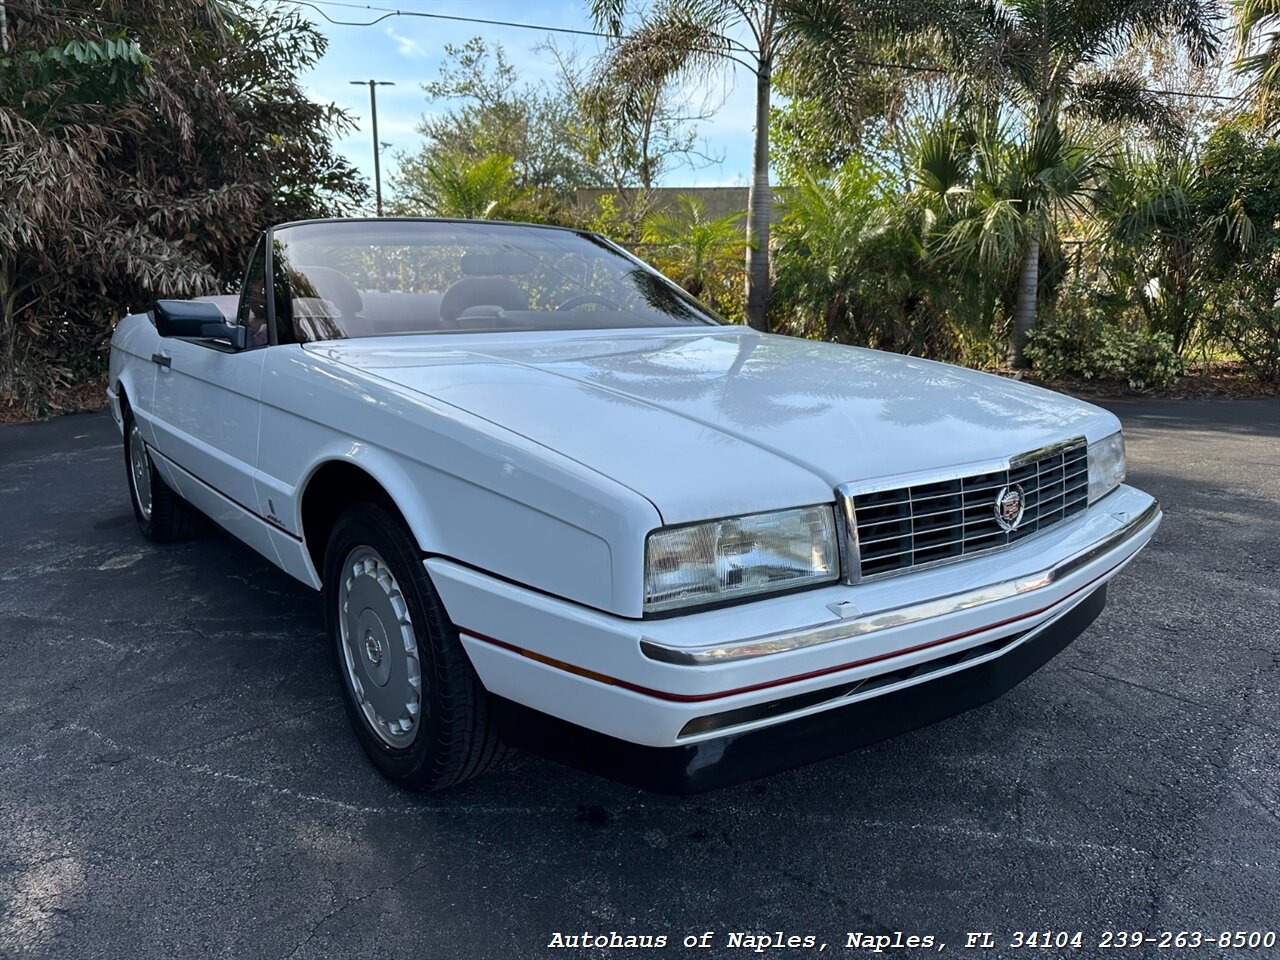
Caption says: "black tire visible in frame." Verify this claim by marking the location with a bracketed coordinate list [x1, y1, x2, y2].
[122, 406, 204, 543]
[323, 500, 503, 791]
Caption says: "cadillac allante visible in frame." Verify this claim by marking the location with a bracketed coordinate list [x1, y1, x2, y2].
[107, 218, 1161, 793]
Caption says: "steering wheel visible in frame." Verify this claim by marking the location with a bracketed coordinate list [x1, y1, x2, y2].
[555, 294, 617, 311]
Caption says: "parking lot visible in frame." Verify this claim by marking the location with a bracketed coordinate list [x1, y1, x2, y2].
[1, 400, 1277, 959]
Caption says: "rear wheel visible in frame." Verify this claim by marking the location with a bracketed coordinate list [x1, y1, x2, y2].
[323, 500, 503, 791]
[122, 408, 203, 543]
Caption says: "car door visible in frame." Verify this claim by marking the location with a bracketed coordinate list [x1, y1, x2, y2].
[148, 236, 270, 541]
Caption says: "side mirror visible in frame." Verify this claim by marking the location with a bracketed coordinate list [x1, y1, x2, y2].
[153, 300, 247, 349]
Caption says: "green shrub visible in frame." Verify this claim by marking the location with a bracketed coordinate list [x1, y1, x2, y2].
[1088, 324, 1186, 389]
[1027, 287, 1185, 389]
[1208, 266, 1280, 383]
[1, 1, 366, 419]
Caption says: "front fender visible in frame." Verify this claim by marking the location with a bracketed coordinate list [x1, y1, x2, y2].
[255, 346, 661, 615]
[287, 443, 445, 584]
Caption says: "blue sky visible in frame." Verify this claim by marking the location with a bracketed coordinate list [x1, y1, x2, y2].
[292, 0, 759, 202]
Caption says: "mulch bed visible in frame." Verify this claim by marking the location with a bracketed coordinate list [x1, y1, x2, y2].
[998, 360, 1280, 401]
[1, 379, 110, 426]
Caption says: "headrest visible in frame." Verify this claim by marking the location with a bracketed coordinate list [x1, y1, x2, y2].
[294, 266, 363, 317]
[439, 277, 530, 322]
[460, 250, 534, 276]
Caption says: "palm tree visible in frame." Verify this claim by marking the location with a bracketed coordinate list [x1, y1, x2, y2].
[590, 0, 782, 331]
[589, 0, 957, 333]
[922, 116, 1109, 364]
[771, 158, 930, 350]
[772, 119, 1105, 361]
[640, 195, 744, 301]
[393, 152, 530, 219]
[1092, 149, 1201, 350]
[953, 0, 1219, 365]
[1092, 135, 1267, 355]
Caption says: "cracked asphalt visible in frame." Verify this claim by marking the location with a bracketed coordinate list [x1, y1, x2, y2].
[1, 400, 1277, 960]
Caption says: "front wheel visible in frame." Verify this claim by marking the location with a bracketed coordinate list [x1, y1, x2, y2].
[323, 501, 503, 791]
[122, 409, 204, 543]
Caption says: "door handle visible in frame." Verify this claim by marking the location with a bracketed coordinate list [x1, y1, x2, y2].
[150, 352, 171, 369]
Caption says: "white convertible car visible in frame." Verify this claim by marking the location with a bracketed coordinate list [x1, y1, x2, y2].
[108, 218, 1161, 792]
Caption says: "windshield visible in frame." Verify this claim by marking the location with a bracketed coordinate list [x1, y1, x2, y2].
[269, 219, 720, 343]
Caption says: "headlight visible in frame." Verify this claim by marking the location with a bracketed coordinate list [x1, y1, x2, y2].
[1087, 430, 1126, 503]
[644, 505, 839, 613]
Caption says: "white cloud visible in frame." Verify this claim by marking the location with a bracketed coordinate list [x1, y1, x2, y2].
[386, 26, 426, 58]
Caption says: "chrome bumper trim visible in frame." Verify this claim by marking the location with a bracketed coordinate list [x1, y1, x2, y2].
[639, 500, 1161, 666]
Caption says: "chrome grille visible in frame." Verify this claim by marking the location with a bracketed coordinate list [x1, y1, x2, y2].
[844, 438, 1090, 581]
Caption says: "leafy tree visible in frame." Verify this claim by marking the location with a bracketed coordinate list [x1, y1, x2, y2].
[559, 39, 719, 218]
[1197, 120, 1280, 379]
[401, 38, 592, 198]
[227, 5, 368, 229]
[0, 0, 365, 413]
[770, 68, 902, 186]
[395, 36, 711, 231]
[1196, 121, 1274, 259]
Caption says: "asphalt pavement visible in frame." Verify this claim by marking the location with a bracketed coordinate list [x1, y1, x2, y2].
[0, 400, 1277, 959]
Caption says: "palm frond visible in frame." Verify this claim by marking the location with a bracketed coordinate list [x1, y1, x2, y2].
[590, 0, 630, 36]
[400, 152, 529, 220]
[1234, 0, 1280, 130]
[1069, 70, 1180, 133]
[640, 194, 744, 297]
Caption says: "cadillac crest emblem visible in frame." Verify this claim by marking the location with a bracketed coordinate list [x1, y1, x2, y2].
[994, 484, 1026, 532]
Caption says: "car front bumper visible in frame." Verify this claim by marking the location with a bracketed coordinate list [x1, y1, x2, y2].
[490, 583, 1107, 793]
[428, 484, 1160, 787]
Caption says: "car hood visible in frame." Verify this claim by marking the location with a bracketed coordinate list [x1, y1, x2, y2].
[308, 327, 1117, 524]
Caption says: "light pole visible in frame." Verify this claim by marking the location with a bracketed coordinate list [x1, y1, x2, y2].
[350, 79, 395, 216]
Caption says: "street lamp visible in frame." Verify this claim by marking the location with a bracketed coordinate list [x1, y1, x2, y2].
[350, 79, 395, 216]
